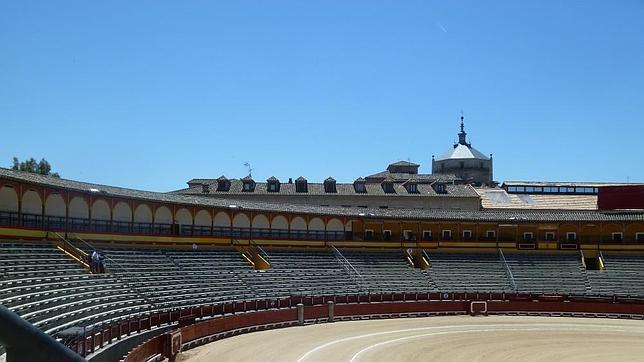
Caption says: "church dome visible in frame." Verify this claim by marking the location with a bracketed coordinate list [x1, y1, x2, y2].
[435, 143, 490, 161]
[432, 114, 494, 186]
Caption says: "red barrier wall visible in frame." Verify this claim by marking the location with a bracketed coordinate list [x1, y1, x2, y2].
[121, 295, 644, 362]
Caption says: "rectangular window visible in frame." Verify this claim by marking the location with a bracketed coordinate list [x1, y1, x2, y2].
[486, 230, 496, 239]
[408, 184, 417, 193]
[403, 230, 413, 240]
[523, 232, 534, 241]
[612, 232, 623, 242]
[422, 230, 432, 240]
[545, 232, 556, 241]
[383, 230, 392, 240]
[462, 230, 472, 240]
[636, 233, 644, 242]
[526, 186, 535, 193]
[442, 230, 452, 240]
[566, 232, 577, 241]
[365, 229, 374, 240]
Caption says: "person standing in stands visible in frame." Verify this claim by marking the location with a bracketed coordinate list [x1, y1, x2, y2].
[91, 250, 99, 273]
[99, 254, 106, 273]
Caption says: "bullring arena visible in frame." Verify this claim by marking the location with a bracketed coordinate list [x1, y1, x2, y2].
[182, 316, 644, 362]
[1, 163, 644, 362]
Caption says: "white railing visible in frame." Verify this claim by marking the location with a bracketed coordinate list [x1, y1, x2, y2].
[332, 246, 367, 292]
[498, 248, 517, 292]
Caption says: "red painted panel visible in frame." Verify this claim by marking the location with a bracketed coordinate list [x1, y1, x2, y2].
[598, 185, 644, 210]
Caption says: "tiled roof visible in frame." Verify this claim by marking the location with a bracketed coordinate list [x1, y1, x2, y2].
[503, 181, 640, 187]
[389, 161, 420, 167]
[476, 188, 598, 210]
[1, 168, 643, 222]
[365, 171, 459, 183]
[174, 179, 479, 198]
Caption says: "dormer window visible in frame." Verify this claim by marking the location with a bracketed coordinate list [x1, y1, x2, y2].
[382, 179, 395, 194]
[433, 183, 447, 194]
[295, 176, 308, 193]
[216, 176, 231, 192]
[266, 176, 280, 193]
[242, 176, 255, 192]
[354, 178, 367, 193]
[202, 184, 210, 194]
[405, 180, 418, 194]
[324, 177, 337, 193]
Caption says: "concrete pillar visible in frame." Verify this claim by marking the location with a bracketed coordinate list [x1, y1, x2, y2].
[297, 303, 304, 326]
[327, 301, 334, 322]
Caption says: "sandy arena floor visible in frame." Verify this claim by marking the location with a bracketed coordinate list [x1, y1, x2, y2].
[179, 315, 644, 362]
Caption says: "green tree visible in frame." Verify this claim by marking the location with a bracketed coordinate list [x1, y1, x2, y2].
[11, 157, 60, 178]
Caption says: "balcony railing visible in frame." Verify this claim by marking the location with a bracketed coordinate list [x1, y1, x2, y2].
[0, 211, 347, 241]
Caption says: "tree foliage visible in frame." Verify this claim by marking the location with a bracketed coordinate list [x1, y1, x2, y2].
[11, 157, 60, 178]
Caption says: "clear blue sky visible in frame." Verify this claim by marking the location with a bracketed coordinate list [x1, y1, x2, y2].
[2, 1, 643, 191]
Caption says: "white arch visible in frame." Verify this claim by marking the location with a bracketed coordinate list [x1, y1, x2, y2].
[134, 204, 153, 223]
[252, 214, 270, 229]
[91, 199, 111, 221]
[290, 216, 307, 230]
[194, 210, 212, 226]
[309, 217, 325, 231]
[0, 186, 19, 213]
[175, 208, 193, 225]
[68, 197, 89, 219]
[113, 201, 132, 222]
[233, 213, 250, 228]
[45, 194, 66, 217]
[271, 215, 288, 230]
[214, 212, 231, 227]
[21, 190, 42, 215]
[327, 218, 344, 232]
[154, 206, 173, 224]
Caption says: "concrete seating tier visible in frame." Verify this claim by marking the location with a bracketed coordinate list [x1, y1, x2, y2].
[0, 242, 151, 338]
[100, 247, 257, 309]
[503, 253, 590, 294]
[425, 252, 513, 292]
[340, 251, 436, 293]
[241, 250, 359, 297]
[586, 254, 644, 296]
[5, 241, 644, 345]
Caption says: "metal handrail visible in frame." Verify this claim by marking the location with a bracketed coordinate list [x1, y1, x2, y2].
[332, 246, 367, 293]
[422, 249, 432, 267]
[67, 233, 158, 311]
[498, 248, 517, 292]
[0, 304, 86, 362]
[250, 240, 271, 264]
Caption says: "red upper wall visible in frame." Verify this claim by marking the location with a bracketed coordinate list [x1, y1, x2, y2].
[598, 185, 644, 210]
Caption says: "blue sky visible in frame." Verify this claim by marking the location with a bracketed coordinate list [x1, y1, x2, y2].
[1, 1, 643, 191]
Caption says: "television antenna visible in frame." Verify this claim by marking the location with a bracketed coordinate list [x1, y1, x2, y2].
[243, 162, 253, 178]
